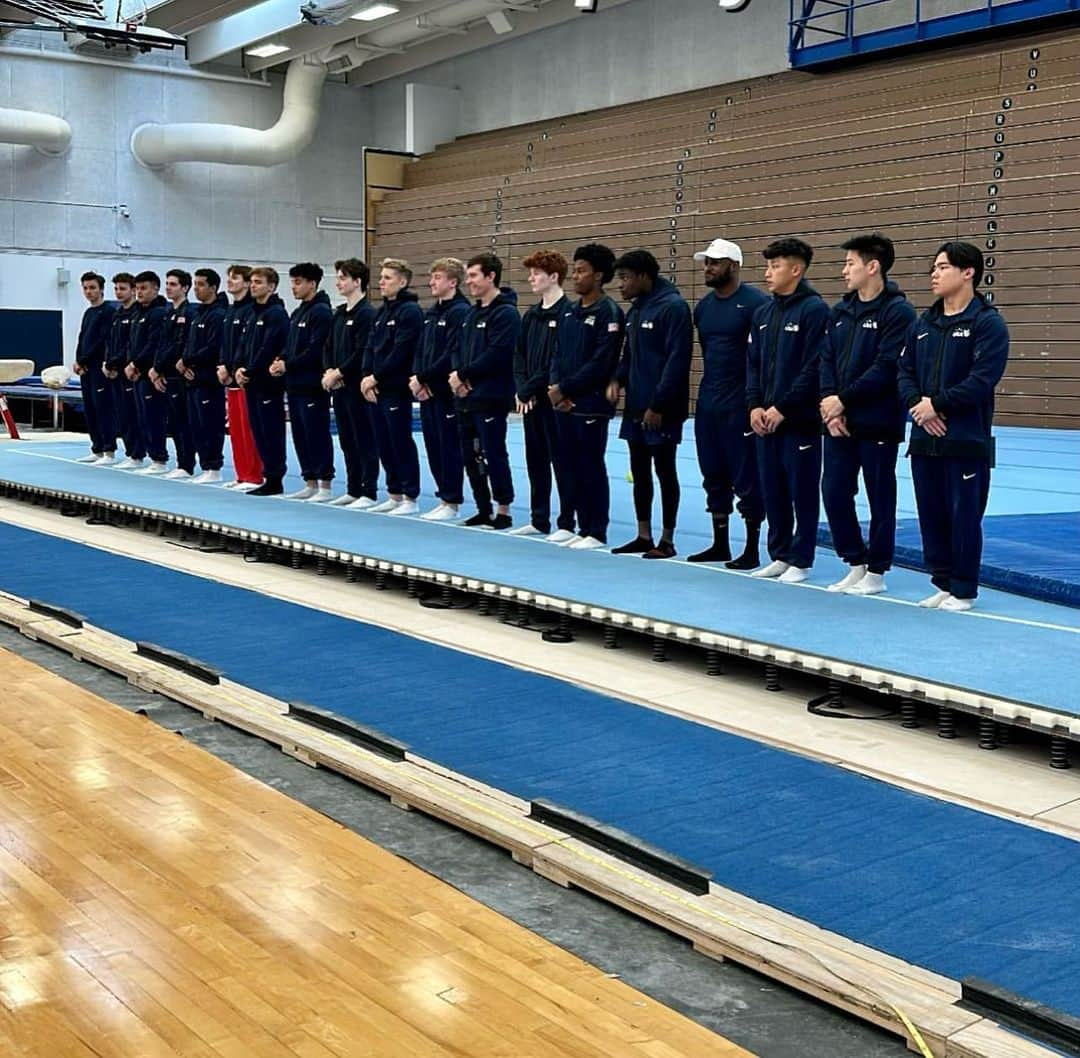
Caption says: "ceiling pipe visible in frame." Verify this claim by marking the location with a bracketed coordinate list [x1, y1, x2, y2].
[0, 106, 72, 155]
[130, 57, 327, 167]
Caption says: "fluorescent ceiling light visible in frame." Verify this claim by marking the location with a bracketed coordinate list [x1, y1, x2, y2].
[350, 2, 398, 19]
[246, 41, 290, 57]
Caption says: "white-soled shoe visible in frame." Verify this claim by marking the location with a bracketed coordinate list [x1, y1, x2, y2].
[76, 452, 100, 464]
[191, 469, 222, 485]
[346, 496, 378, 510]
[388, 498, 419, 516]
[115, 457, 145, 470]
[827, 564, 867, 592]
[135, 461, 169, 476]
[751, 560, 790, 579]
[422, 504, 460, 522]
[778, 565, 810, 584]
[94, 453, 117, 466]
[508, 524, 544, 537]
[286, 485, 317, 500]
[368, 497, 401, 513]
[557, 534, 581, 547]
[918, 590, 951, 609]
[307, 488, 332, 504]
[847, 572, 886, 596]
[546, 528, 576, 544]
[569, 536, 606, 550]
[233, 481, 261, 493]
[939, 595, 974, 612]
[329, 493, 357, 507]
[163, 468, 192, 480]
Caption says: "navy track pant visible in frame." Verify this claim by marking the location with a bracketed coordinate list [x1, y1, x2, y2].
[420, 393, 465, 506]
[695, 400, 764, 522]
[371, 395, 419, 499]
[246, 387, 287, 484]
[459, 409, 513, 515]
[287, 389, 334, 482]
[822, 436, 898, 574]
[188, 384, 226, 472]
[333, 385, 379, 500]
[757, 430, 821, 569]
[555, 412, 610, 542]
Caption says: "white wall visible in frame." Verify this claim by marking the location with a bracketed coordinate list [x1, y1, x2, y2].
[0, 45, 372, 362]
[366, 0, 790, 144]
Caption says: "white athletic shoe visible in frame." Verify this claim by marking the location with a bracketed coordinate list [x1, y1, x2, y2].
[329, 493, 357, 507]
[509, 524, 544, 537]
[94, 453, 117, 466]
[368, 498, 401, 513]
[346, 496, 378, 510]
[751, 560, 790, 579]
[422, 504, 460, 522]
[115, 457, 145, 470]
[557, 534, 581, 547]
[286, 485, 317, 500]
[847, 572, 886, 596]
[778, 565, 810, 584]
[136, 461, 169, 476]
[569, 536, 606, 551]
[191, 469, 222, 485]
[306, 488, 333, 504]
[163, 468, 192, 481]
[939, 595, 974, 612]
[388, 499, 419, 516]
[76, 452, 100, 464]
[233, 481, 261, 493]
[918, 590, 951, 609]
[828, 564, 866, 592]
[546, 528, 576, 544]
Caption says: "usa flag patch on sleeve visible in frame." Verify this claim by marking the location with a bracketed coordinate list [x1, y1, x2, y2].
[608, 322, 620, 332]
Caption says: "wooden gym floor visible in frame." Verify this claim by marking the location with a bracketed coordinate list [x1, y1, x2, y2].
[0, 646, 750, 1058]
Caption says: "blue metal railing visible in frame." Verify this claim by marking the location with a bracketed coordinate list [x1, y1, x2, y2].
[790, 0, 1080, 67]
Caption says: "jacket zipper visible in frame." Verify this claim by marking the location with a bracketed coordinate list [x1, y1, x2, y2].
[765, 303, 783, 405]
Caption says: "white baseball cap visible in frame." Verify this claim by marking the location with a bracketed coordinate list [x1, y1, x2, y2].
[693, 238, 743, 264]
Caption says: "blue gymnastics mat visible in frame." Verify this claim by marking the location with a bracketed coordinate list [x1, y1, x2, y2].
[1, 520, 1079, 1020]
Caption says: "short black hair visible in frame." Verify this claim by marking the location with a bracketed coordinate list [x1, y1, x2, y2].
[573, 243, 616, 284]
[763, 238, 814, 267]
[166, 268, 192, 290]
[134, 270, 161, 288]
[194, 267, 221, 290]
[936, 240, 984, 287]
[613, 249, 659, 281]
[112, 272, 136, 286]
[335, 258, 370, 290]
[80, 271, 106, 288]
[289, 262, 324, 284]
[467, 252, 502, 286]
[842, 233, 895, 275]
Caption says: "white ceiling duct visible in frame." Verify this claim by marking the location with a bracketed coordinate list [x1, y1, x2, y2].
[0, 106, 72, 155]
[130, 57, 326, 167]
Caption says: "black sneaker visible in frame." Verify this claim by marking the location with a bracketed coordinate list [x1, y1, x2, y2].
[249, 480, 283, 496]
[463, 511, 493, 527]
[490, 513, 512, 531]
[611, 536, 654, 555]
[687, 544, 732, 563]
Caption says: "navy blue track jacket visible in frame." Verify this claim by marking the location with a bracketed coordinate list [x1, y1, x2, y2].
[821, 281, 917, 442]
[76, 301, 118, 369]
[183, 294, 229, 387]
[221, 294, 254, 376]
[552, 294, 625, 418]
[693, 283, 770, 412]
[515, 295, 568, 402]
[284, 289, 333, 391]
[615, 277, 693, 422]
[362, 288, 424, 398]
[325, 297, 376, 384]
[454, 287, 520, 413]
[154, 299, 193, 377]
[746, 279, 830, 434]
[898, 293, 1009, 462]
[416, 291, 470, 400]
[127, 295, 169, 375]
[239, 294, 290, 391]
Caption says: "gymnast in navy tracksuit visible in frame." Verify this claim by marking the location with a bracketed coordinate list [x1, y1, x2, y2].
[747, 239, 831, 580]
[550, 243, 625, 547]
[235, 269, 290, 495]
[127, 276, 170, 468]
[152, 270, 195, 476]
[514, 252, 573, 538]
[452, 258, 520, 530]
[324, 262, 378, 505]
[413, 268, 470, 515]
[690, 243, 769, 567]
[281, 267, 334, 493]
[362, 261, 424, 508]
[181, 276, 228, 474]
[73, 273, 117, 460]
[104, 278, 143, 464]
[820, 236, 917, 594]
[610, 250, 693, 559]
[898, 241, 1009, 609]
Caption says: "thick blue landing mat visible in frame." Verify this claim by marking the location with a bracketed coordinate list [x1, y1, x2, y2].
[2, 442, 1079, 716]
[2, 520, 1080, 1018]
